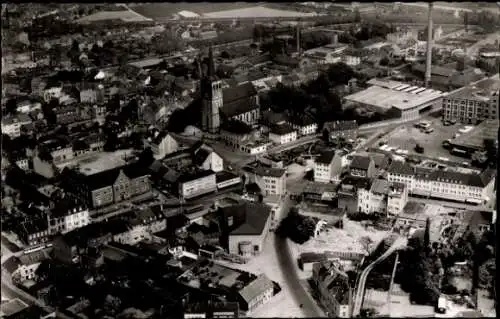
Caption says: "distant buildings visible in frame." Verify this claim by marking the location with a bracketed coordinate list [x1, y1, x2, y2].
[442, 74, 499, 124]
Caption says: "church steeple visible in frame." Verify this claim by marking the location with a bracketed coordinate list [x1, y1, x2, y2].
[208, 46, 215, 78]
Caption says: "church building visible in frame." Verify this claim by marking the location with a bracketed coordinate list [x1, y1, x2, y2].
[201, 47, 260, 134]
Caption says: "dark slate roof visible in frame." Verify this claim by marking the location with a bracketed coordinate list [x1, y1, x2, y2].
[221, 120, 253, 135]
[252, 165, 286, 178]
[270, 123, 295, 135]
[289, 115, 317, 127]
[193, 148, 211, 167]
[216, 171, 240, 183]
[350, 155, 372, 170]
[224, 203, 271, 236]
[387, 161, 415, 176]
[316, 151, 336, 165]
[177, 169, 215, 184]
[82, 161, 150, 191]
[412, 63, 455, 77]
[341, 176, 372, 190]
[223, 82, 257, 105]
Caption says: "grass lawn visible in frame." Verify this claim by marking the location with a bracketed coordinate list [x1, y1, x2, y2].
[131, 3, 261, 20]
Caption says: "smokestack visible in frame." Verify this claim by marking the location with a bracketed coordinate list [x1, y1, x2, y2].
[425, 2, 434, 88]
[296, 24, 300, 56]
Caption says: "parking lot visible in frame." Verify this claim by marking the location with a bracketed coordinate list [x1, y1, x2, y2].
[379, 120, 470, 162]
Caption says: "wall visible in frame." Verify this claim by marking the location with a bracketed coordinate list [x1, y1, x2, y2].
[180, 174, 217, 199]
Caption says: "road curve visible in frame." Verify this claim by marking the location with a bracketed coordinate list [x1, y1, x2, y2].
[274, 235, 323, 318]
[352, 237, 407, 317]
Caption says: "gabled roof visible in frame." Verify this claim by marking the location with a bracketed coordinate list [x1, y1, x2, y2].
[387, 161, 414, 176]
[223, 202, 271, 236]
[238, 274, 274, 304]
[81, 161, 149, 191]
[350, 155, 372, 170]
[316, 151, 336, 165]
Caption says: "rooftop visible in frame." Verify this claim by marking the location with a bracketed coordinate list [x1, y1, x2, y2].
[344, 82, 444, 111]
[446, 73, 500, 101]
[269, 123, 296, 135]
[0, 299, 29, 317]
[316, 151, 336, 165]
[252, 165, 286, 178]
[350, 155, 372, 170]
[178, 169, 215, 184]
[239, 274, 274, 304]
[226, 202, 272, 236]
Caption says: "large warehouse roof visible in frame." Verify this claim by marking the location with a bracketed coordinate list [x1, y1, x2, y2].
[344, 80, 445, 111]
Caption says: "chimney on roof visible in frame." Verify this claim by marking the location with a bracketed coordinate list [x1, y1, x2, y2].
[425, 2, 433, 88]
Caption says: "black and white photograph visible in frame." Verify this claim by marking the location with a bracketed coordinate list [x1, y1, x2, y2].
[1, 2, 498, 318]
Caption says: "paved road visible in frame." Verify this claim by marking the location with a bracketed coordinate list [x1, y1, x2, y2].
[275, 233, 323, 317]
[352, 237, 408, 317]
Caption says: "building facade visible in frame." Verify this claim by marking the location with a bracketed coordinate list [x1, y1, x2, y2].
[442, 75, 499, 124]
[178, 170, 217, 199]
[268, 124, 297, 145]
[314, 151, 343, 184]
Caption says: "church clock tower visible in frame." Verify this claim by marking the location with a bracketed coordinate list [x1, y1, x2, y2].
[201, 46, 223, 134]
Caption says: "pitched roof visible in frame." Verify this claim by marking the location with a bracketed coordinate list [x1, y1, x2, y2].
[316, 151, 336, 165]
[270, 123, 295, 135]
[387, 161, 415, 176]
[224, 202, 271, 236]
[81, 161, 150, 190]
[341, 176, 372, 190]
[350, 155, 372, 170]
[221, 82, 258, 118]
[238, 274, 274, 304]
[324, 120, 358, 132]
[252, 165, 286, 178]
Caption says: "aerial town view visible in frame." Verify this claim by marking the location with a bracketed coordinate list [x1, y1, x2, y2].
[1, 2, 498, 318]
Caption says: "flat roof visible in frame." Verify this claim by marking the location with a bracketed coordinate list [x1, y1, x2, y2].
[344, 84, 444, 111]
[451, 119, 499, 149]
[445, 73, 500, 101]
[58, 149, 135, 175]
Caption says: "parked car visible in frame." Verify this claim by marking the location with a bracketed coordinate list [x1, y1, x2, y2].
[424, 127, 434, 134]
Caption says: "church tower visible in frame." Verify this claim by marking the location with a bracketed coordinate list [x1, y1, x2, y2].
[201, 46, 223, 134]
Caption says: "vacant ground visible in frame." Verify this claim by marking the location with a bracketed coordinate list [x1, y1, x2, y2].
[76, 10, 152, 23]
[380, 121, 468, 162]
[288, 219, 388, 280]
[214, 233, 307, 318]
[203, 6, 317, 18]
[131, 3, 261, 20]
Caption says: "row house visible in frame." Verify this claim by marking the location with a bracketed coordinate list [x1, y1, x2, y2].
[357, 179, 408, 216]
[16, 218, 51, 247]
[387, 161, 496, 204]
[64, 161, 152, 209]
[287, 115, 318, 136]
[268, 123, 297, 145]
[314, 151, 343, 184]
[337, 176, 373, 214]
[46, 199, 90, 235]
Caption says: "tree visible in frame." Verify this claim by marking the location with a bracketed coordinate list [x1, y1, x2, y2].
[380, 57, 390, 66]
[423, 217, 430, 253]
[138, 147, 154, 167]
[359, 236, 374, 255]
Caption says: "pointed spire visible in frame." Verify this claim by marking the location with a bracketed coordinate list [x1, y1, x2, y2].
[208, 45, 215, 78]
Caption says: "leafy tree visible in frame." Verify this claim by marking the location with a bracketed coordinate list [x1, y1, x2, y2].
[5, 98, 17, 115]
[276, 210, 316, 244]
[138, 147, 154, 167]
[380, 57, 390, 66]
[359, 236, 374, 255]
[423, 217, 430, 253]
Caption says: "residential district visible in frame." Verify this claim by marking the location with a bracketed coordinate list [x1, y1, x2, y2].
[1, 2, 498, 319]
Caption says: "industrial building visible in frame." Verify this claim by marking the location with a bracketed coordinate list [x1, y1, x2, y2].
[343, 79, 446, 121]
[442, 74, 499, 124]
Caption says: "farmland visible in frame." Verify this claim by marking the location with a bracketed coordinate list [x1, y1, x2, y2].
[76, 10, 153, 24]
[130, 2, 262, 21]
[203, 6, 318, 19]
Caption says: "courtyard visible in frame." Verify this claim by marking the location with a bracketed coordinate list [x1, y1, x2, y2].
[378, 120, 470, 162]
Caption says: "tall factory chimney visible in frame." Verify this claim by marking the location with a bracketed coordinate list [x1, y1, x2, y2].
[425, 2, 434, 88]
[296, 24, 300, 56]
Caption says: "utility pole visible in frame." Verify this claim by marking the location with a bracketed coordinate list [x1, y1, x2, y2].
[387, 252, 400, 317]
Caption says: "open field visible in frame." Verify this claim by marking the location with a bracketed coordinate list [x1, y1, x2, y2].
[131, 2, 262, 21]
[76, 10, 153, 23]
[380, 120, 469, 162]
[203, 6, 318, 19]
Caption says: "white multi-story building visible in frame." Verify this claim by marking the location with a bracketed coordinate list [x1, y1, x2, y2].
[442, 74, 499, 124]
[46, 204, 91, 235]
[178, 170, 217, 200]
[387, 162, 496, 205]
[112, 207, 167, 246]
[355, 179, 408, 215]
[314, 151, 343, 183]
[244, 165, 287, 197]
[288, 116, 318, 136]
[1, 114, 33, 138]
[269, 124, 297, 145]
[144, 131, 179, 160]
